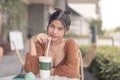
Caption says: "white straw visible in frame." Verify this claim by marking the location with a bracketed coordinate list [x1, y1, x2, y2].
[45, 37, 51, 56]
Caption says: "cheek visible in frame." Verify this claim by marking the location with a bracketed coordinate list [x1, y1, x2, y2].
[47, 27, 51, 33]
[60, 31, 65, 37]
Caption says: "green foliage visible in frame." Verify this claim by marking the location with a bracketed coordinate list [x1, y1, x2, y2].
[0, 0, 27, 43]
[65, 33, 90, 38]
[80, 46, 120, 80]
[90, 18, 104, 35]
[113, 26, 120, 32]
[98, 35, 111, 39]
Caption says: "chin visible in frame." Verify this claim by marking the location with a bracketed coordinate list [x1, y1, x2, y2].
[51, 38, 59, 42]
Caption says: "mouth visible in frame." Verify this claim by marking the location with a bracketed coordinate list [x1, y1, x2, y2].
[51, 35, 57, 39]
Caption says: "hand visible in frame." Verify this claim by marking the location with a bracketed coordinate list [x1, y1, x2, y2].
[50, 68, 54, 75]
[30, 33, 49, 56]
[31, 33, 49, 44]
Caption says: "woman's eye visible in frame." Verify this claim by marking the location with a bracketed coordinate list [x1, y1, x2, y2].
[58, 28, 64, 30]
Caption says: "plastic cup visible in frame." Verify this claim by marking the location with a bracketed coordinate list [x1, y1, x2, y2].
[39, 56, 52, 79]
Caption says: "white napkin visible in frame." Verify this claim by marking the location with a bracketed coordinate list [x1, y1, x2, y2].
[36, 75, 79, 80]
[54, 75, 67, 80]
[53, 75, 79, 80]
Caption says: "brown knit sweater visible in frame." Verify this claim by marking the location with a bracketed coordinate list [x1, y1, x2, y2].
[24, 39, 80, 78]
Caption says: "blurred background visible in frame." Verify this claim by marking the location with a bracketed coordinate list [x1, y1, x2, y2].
[0, 0, 120, 80]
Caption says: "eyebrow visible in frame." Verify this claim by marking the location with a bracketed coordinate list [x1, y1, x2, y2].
[51, 23, 64, 28]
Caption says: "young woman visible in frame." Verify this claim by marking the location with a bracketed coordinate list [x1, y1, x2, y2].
[24, 8, 80, 78]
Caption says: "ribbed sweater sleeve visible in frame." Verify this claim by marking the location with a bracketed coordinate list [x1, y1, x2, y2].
[24, 42, 45, 74]
[24, 53, 39, 74]
[53, 39, 79, 78]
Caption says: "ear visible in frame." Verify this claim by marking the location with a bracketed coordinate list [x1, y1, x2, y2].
[65, 29, 71, 35]
[65, 31, 68, 35]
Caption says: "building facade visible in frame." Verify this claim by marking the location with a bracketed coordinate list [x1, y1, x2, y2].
[23, 0, 101, 37]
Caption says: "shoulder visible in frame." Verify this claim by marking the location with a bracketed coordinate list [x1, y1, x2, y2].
[64, 38, 78, 49]
[64, 38, 79, 56]
[66, 38, 77, 45]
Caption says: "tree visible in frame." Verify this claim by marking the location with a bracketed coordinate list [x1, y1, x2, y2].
[0, 0, 27, 45]
[90, 18, 104, 35]
[114, 26, 120, 32]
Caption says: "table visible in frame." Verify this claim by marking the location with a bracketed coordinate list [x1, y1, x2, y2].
[0, 75, 79, 80]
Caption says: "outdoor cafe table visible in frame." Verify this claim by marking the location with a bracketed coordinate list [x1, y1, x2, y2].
[0, 75, 79, 80]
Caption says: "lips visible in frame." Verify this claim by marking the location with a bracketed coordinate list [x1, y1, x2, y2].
[51, 35, 58, 39]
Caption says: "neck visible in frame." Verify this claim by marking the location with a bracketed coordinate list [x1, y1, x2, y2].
[51, 38, 64, 46]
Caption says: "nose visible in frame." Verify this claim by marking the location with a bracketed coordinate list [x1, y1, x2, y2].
[53, 28, 58, 34]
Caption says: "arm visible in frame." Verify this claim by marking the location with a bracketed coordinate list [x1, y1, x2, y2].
[24, 33, 48, 74]
[53, 39, 79, 78]
[24, 53, 39, 74]
[24, 42, 45, 74]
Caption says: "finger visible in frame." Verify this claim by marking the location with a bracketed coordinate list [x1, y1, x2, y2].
[42, 35, 49, 43]
[37, 34, 49, 44]
[43, 37, 49, 44]
[39, 37, 48, 44]
[49, 37, 51, 41]
[43, 38, 48, 43]
[37, 37, 43, 43]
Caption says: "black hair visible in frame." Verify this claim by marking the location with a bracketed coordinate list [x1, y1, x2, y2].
[48, 8, 71, 31]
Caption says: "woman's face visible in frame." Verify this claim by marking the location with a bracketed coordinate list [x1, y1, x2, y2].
[47, 20, 66, 42]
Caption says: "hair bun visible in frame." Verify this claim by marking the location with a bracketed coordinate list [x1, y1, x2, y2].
[64, 11, 72, 15]
[54, 8, 62, 12]
[54, 8, 72, 15]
